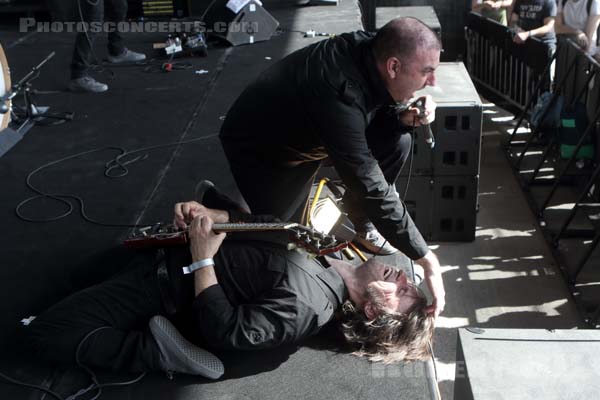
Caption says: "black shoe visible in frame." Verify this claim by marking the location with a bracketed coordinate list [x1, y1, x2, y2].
[194, 180, 249, 213]
[149, 315, 224, 379]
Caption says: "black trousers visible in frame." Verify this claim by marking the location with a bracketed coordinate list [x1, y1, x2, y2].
[220, 114, 413, 230]
[71, 0, 128, 79]
[27, 251, 165, 372]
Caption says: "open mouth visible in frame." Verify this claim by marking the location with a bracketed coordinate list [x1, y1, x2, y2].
[384, 266, 402, 281]
[383, 266, 394, 280]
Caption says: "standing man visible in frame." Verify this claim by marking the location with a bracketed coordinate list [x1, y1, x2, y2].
[69, 0, 146, 93]
[511, 0, 558, 53]
[220, 17, 445, 317]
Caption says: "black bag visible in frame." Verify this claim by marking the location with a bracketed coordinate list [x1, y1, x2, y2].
[530, 92, 564, 137]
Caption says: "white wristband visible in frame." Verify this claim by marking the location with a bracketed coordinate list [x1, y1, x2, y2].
[182, 258, 214, 274]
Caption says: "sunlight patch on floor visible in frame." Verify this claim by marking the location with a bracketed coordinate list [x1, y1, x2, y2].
[469, 269, 539, 280]
[435, 361, 458, 384]
[491, 115, 515, 122]
[476, 228, 536, 240]
[475, 299, 569, 323]
[436, 316, 470, 329]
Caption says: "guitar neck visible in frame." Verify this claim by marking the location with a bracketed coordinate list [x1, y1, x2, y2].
[212, 222, 300, 233]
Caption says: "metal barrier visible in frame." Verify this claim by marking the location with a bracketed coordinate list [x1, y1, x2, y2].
[465, 12, 552, 111]
[501, 37, 600, 327]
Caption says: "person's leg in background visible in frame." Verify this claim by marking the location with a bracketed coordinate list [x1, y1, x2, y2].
[105, 0, 146, 64]
[69, 0, 108, 92]
[343, 109, 413, 254]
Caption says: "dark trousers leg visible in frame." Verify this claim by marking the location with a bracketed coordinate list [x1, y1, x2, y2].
[70, 0, 128, 79]
[27, 252, 165, 372]
[220, 138, 321, 222]
[343, 113, 413, 232]
[71, 0, 104, 79]
[105, 0, 128, 56]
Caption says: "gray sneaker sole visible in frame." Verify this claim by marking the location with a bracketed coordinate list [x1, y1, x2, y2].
[68, 82, 108, 93]
[353, 236, 398, 255]
[149, 315, 224, 379]
[107, 55, 146, 64]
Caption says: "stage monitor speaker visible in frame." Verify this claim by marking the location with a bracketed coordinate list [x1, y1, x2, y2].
[455, 328, 600, 400]
[202, 0, 279, 46]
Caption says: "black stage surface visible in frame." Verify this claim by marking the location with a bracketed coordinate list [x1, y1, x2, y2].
[0, 1, 439, 399]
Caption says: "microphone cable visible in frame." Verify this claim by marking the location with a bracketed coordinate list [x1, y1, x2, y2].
[0, 326, 146, 400]
[15, 134, 218, 227]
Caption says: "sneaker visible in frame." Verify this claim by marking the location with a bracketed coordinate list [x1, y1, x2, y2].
[107, 48, 146, 64]
[149, 315, 224, 379]
[68, 76, 108, 93]
[354, 229, 398, 255]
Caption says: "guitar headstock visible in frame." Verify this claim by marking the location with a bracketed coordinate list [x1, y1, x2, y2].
[287, 225, 348, 256]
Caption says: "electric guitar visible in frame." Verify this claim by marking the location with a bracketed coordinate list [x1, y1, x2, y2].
[124, 222, 348, 256]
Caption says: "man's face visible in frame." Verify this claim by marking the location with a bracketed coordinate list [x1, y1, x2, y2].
[356, 259, 422, 315]
[386, 48, 439, 104]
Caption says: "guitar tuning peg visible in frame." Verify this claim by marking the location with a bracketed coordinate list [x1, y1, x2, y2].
[287, 242, 297, 251]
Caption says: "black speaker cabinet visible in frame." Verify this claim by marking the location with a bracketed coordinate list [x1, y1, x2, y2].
[202, 0, 279, 46]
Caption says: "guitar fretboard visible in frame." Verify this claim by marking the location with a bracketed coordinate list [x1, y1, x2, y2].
[213, 222, 299, 232]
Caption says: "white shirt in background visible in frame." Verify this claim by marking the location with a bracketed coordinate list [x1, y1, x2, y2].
[559, 0, 600, 54]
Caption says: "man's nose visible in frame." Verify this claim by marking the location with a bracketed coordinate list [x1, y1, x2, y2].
[426, 72, 436, 87]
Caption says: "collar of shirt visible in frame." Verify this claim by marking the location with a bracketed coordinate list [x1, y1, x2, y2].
[315, 260, 349, 306]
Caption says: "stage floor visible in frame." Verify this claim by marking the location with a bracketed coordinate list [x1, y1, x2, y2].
[0, 1, 585, 399]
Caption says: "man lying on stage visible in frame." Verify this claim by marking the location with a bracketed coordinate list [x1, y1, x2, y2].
[27, 184, 434, 379]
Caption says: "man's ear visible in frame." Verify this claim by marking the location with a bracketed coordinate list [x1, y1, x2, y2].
[364, 301, 379, 320]
[386, 57, 401, 79]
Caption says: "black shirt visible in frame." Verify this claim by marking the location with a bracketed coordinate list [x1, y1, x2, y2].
[513, 0, 557, 47]
[192, 240, 347, 350]
[220, 31, 429, 260]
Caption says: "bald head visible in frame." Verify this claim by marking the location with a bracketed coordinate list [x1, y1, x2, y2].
[373, 17, 442, 63]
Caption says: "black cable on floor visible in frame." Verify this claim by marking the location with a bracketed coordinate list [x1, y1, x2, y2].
[15, 134, 218, 227]
[0, 326, 146, 400]
[0, 371, 65, 400]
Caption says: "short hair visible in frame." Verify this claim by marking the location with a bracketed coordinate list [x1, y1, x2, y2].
[372, 17, 442, 63]
[339, 286, 434, 363]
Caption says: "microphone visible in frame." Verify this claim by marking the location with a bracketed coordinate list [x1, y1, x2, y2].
[414, 99, 435, 149]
